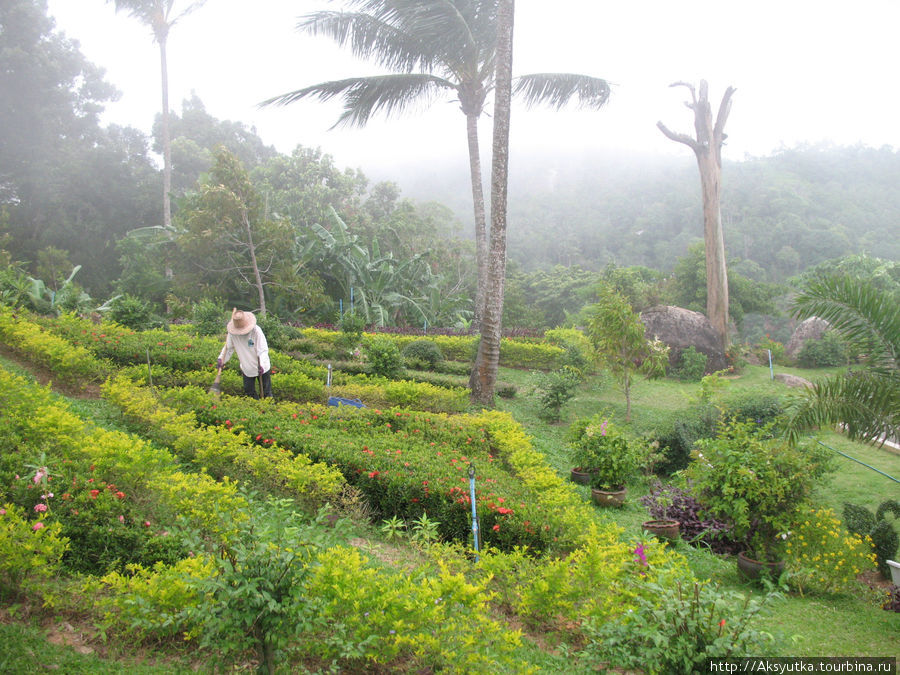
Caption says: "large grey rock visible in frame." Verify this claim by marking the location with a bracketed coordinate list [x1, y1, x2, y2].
[774, 373, 814, 388]
[640, 305, 728, 372]
[785, 317, 830, 359]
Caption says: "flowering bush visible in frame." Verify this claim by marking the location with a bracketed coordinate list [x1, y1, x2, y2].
[783, 507, 876, 595]
[0, 502, 68, 600]
[685, 419, 832, 560]
[580, 574, 777, 673]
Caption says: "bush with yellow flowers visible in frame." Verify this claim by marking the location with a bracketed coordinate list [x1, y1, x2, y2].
[784, 507, 876, 595]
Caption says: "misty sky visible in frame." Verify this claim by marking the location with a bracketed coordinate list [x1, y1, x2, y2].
[44, 0, 900, 173]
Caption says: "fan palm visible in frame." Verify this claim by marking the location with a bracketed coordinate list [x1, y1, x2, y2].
[261, 0, 610, 328]
[107, 0, 207, 230]
[783, 274, 899, 446]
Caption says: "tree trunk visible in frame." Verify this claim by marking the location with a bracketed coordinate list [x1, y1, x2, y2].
[469, 0, 514, 405]
[466, 111, 488, 331]
[698, 148, 728, 352]
[243, 207, 267, 316]
[657, 81, 735, 353]
[159, 38, 172, 232]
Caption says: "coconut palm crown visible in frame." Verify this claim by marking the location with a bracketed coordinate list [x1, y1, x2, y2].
[261, 0, 610, 327]
[784, 274, 899, 446]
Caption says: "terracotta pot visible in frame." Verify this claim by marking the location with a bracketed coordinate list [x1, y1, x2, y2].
[737, 551, 785, 581]
[570, 468, 593, 485]
[591, 486, 627, 507]
[642, 519, 680, 541]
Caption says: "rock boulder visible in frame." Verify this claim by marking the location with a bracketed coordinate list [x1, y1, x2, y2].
[785, 317, 830, 359]
[640, 305, 728, 373]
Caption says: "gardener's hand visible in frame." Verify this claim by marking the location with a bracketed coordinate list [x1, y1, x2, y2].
[216, 358, 222, 370]
[258, 365, 264, 376]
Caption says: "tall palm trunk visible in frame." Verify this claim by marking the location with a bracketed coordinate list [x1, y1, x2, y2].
[470, 0, 514, 405]
[465, 111, 487, 329]
[158, 37, 172, 231]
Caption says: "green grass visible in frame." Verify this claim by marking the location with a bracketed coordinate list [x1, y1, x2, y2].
[0, 620, 195, 674]
[497, 362, 900, 658]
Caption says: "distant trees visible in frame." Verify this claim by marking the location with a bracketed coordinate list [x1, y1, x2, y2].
[1, 0, 158, 295]
[658, 80, 736, 353]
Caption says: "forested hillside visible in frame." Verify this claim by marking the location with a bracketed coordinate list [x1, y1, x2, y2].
[393, 144, 900, 281]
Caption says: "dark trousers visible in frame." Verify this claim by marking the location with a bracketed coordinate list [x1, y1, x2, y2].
[242, 370, 273, 399]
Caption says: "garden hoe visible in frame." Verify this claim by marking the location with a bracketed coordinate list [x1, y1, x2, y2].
[209, 365, 223, 396]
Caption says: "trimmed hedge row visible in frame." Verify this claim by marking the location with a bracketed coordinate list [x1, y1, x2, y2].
[157, 384, 619, 552]
[301, 327, 566, 370]
[0, 306, 108, 385]
[0, 367, 247, 542]
[102, 376, 346, 512]
[37, 313, 469, 412]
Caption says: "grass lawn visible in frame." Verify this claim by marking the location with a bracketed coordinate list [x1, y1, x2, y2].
[497, 362, 900, 659]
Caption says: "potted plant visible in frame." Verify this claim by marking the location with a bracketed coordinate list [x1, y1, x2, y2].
[683, 419, 832, 581]
[642, 490, 680, 540]
[567, 416, 641, 507]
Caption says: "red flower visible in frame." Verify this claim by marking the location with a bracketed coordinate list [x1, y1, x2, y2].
[497, 507, 513, 515]
[90, 489, 100, 499]
[492, 524, 500, 531]
[115, 491, 125, 499]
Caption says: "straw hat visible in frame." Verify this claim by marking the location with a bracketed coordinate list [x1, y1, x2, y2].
[226, 308, 257, 335]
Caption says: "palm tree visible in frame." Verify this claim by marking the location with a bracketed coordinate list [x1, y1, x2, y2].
[108, 0, 207, 231]
[783, 274, 899, 446]
[469, 0, 513, 404]
[261, 0, 610, 334]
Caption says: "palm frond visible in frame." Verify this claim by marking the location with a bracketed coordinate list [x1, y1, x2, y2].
[261, 74, 455, 128]
[782, 370, 900, 446]
[513, 73, 611, 110]
[298, 10, 439, 73]
[792, 274, 899, 375]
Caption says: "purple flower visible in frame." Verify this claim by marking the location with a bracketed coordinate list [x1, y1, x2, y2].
[633, 543, 648, 567]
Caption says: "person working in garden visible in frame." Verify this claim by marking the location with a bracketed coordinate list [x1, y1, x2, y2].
[217, 308, 272, 399]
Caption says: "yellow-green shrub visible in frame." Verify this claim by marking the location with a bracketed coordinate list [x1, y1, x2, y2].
[303, 546, 527, 672]
[85, 556, 215, 641]
[784, 507, 877, 595]
[0, 306, 108, 384]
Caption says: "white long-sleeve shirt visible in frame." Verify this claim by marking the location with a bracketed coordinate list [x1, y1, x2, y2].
[218, 326, 270, 377]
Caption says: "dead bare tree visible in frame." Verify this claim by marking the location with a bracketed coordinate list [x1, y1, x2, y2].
[657, 80, 736, 352]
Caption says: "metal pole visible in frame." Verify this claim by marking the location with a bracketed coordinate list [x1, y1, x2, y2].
[339, 298, 343, 321]
[327, 363, 332, 388]
[768, 349, 774, 380]
[468, 462, 480, 561]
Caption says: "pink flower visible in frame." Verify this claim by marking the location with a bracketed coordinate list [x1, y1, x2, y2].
[34, 503, 48, 513]
[0, 508, 6, 516]
[143, 521, 151, 527]
[118, 515, 125, 523]
[633, 543, 648, 567]
[33, 469, 46, 484]
[32, 522, 45, 531]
